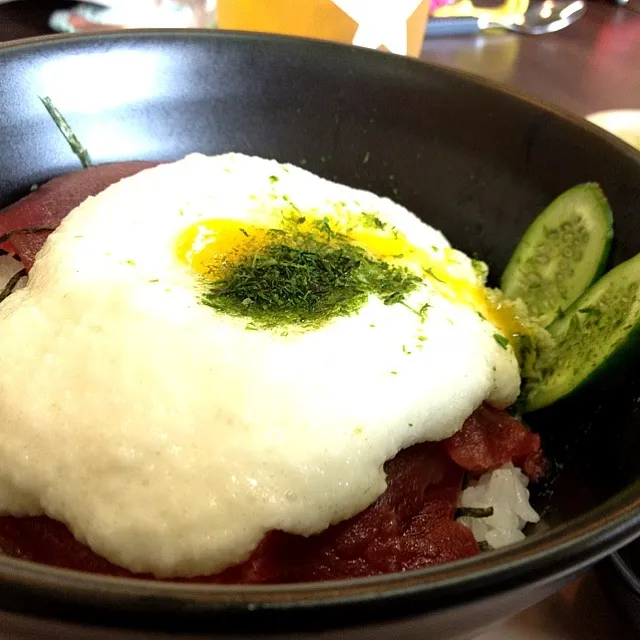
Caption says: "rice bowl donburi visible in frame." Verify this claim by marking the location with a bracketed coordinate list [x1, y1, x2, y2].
[0, 152, 553, 581]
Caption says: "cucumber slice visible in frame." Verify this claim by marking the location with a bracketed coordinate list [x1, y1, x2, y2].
[522, 252, 640, 412]
[501, 183, 613, 327]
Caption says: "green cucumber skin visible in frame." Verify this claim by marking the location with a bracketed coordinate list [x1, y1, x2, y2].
[523, 324, 640, 413]
[522, 252, 640, 413]
[585, 183, 614, 283]
[501, 183, 613, 327]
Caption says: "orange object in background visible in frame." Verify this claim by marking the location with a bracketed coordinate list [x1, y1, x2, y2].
[217, 0, 432, 58]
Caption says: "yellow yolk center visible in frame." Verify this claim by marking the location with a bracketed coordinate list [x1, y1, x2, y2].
[175, 220, 271, 280]
[175, 216, 528, 343]
[346, 227, 529, 344]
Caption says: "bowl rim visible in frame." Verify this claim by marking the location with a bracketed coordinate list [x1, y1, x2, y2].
[0, 27, 639, 631]
[610, 551, 640, 595]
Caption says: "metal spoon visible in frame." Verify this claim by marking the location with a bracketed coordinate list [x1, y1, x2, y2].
[426, 0, 586, 36]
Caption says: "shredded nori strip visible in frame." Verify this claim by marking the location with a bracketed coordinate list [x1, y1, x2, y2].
[0, 227, 56, 245]
[0, 268, 27, 304]
[40, 97, 92, 169]
[455, 506, 495, 519]
[0, 228, 56, 302]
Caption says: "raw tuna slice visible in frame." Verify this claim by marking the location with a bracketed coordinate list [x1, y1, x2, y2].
[0, 163, 546, 582]
[0, 442, 478, 583]
[0, 162, 158, 270]
[444, 404, 547, 481]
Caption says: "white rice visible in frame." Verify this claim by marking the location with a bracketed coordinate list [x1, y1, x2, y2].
[457, 463, 540, 548]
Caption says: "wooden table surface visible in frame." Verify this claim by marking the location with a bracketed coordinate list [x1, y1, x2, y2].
[1, 0, 639, 117]
[422, 0, 640, 116]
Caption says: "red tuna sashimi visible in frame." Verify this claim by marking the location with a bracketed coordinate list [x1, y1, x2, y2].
[0, 162, 159, 270]
[0, 442, 477, 583]
[444, 404, 547, 481]
[0, 164, 546, 581]
[215, 441, 477, 583]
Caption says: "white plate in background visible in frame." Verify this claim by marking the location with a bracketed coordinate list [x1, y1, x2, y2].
[586, 110, 640, 151]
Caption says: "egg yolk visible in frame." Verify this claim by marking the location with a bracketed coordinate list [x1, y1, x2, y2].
[175, 216, 528, 344]
[175, 220, 271, 280]
[347, 227, 528, 344]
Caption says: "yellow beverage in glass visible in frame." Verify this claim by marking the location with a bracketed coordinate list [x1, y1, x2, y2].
[217, 0, 431, 58]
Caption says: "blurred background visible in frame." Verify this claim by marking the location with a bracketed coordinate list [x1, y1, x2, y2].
[0, 0, 635, 38]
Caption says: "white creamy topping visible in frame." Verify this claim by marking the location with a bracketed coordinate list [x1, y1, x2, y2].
[0, 154, 520, 576]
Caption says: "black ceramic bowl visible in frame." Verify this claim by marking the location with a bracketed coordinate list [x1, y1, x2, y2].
[0, 30, 639, 640]
[598, 541, 640, 633]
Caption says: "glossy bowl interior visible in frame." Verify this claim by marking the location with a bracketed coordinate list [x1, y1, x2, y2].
[0, 30, 639, 640]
